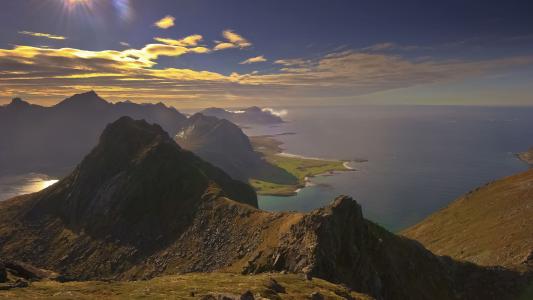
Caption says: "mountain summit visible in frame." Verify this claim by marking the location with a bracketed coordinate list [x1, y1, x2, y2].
[26, 117, 257, 240]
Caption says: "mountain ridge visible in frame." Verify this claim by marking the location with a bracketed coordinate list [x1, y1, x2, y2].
[0, 91, 187, 176]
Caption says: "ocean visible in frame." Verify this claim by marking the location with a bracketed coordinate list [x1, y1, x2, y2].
[244, 105, 533, 231]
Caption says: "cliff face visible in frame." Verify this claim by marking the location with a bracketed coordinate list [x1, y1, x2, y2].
[0, 117, 531, 299]
[240, 196, 531, 300]
[403, 169, 533, 268]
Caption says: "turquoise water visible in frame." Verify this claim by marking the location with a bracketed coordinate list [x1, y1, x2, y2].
[245, 105, 533, 232]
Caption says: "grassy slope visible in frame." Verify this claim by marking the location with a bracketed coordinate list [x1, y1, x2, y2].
[0, 273, 373, 300]
[250, 135, 350, 196]
[403, 169, 533, 267]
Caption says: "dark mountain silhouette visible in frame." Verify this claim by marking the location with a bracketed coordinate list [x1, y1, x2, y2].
[200, 106, 284, 125]
[0, 91, 187, 176]
[0, 117, 530, 299]
[175, 113, 297, 183]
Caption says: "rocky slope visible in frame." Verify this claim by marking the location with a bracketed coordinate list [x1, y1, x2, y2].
[176, 113, 296, 183]
[0, 91, 187, 175]
[403, 169, 533, 268]
[200, 106, 284, 125]
[0, 117, 531, 299]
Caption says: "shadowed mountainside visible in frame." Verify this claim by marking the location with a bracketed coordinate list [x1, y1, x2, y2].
[175, 113, 297, 183]
[0, 117, 531, 299]
[403, 169, 533, 268]
[0, 91, 187, 175]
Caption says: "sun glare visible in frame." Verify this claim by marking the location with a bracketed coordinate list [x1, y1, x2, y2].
[64, 0, 92, 11]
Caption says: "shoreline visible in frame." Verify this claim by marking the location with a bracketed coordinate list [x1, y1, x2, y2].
[250, 134, 365, 197]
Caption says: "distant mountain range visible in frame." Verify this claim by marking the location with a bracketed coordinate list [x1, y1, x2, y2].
[0, 117, 530, 299]
[0, 91, 187, 175]
[199, 106, 284, 125]
[0, 92, 284, 182]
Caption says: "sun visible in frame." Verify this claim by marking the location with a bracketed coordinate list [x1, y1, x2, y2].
[64, 0, 92, 11]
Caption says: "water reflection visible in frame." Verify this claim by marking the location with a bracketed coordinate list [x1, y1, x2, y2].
[0, 173, 58, 201]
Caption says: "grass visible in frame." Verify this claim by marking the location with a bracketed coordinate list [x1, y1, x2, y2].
[402, 169, 533, 267]
[0, 273, 373, 300]
[249, 135, 352, 196]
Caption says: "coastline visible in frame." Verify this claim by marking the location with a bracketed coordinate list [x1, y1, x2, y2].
[249, 134, 361, 197]
[517, 148, 533, 165]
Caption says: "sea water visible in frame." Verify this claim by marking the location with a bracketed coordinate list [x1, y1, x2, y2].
[244, 105, 533, 231]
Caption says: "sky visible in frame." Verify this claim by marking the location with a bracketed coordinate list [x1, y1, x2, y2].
[0, 0, 532, 108]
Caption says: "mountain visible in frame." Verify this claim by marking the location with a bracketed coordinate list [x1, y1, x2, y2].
[403, 169, 533, 268]
[175, 113, 297, 183]
[200, 106, 284, 125]
[0, 117, 531, 299]
[0, 117, 256, 278]
[0, 91, 187, 175]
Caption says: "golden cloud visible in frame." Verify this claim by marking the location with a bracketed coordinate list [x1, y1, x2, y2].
[1, 41, 532, 106]
[18, 31, 67, 40]
[154, 15, 175, 29]
[154, 34, 203, 47]
[240, 55, 267, 64]
[214, 30, 251, 51]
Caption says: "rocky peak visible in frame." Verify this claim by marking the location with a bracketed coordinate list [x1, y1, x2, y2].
[8, 97, 30, 108]
[55, 90, 109, 109]
[24, 116, 257, 244]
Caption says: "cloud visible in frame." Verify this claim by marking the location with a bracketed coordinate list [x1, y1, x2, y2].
[262, 107, 287, 117]
[214, 30, 251, 51]
[240, 55, 267, 64]
[1, 41, 532, 106]
[119, 42, 131, 47]
[361, 42, 425, 52]
[237, 50, 533, 98]
[274, 58, 308, 66]
[213, 42, 236, 51]
[154, 15, 175, 29]
[18, 31, 67, 40]
[154, 34, 203, 47]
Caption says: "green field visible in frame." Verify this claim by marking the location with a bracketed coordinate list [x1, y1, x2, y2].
[249, 135, 352, 196]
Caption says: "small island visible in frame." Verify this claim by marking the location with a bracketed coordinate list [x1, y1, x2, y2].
[517, 148, 533, 165]
[249, 135, 355, 196]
